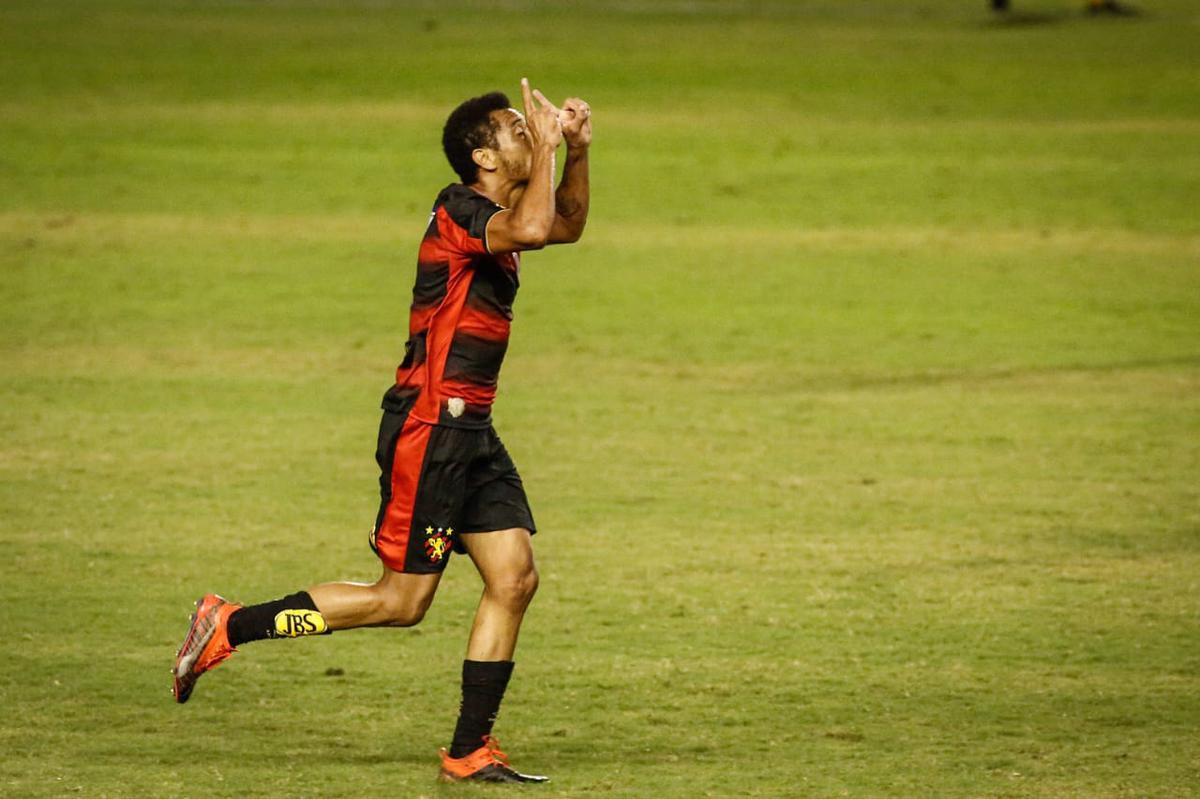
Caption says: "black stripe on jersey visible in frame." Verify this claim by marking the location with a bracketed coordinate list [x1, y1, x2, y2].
[382, 384, 420, 412]
[465, 260, 517, 320]
[443, 332, 509, 387]
[398, 331, 427, 369]
[412, 259, 449, 310]
[439, 184, 502, 240]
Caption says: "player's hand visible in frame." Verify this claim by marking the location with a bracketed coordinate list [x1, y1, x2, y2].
[558, 97, 592, 149]
[521, 78, 563, 150]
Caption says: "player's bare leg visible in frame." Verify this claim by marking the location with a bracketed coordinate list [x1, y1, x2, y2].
[438, 527, 547, 783]
[462, 527, 538, 660]
[308, 567, 441, 629]
[173, 567, 440, 703]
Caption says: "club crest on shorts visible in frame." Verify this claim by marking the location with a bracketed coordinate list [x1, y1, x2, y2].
[424, 525, 452, 563]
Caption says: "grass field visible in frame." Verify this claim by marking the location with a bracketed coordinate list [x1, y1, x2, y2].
[2, 1, 1199, 797]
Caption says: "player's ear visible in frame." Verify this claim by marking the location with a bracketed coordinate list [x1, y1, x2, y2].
[472, 147, 497, 174]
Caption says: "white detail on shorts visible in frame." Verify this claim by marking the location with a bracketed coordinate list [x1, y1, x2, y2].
[447, 397, 465, 418]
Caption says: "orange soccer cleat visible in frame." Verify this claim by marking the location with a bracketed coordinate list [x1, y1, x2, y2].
[438, 736, 549, 784]
[172, 593, 241, 704]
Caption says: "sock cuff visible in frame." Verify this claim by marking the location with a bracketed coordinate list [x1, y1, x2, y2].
[462, 659, 515, 684]
[292, 591, 319, 611]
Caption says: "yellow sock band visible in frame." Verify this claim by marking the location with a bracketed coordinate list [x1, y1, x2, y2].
[273, 609, 329, 637]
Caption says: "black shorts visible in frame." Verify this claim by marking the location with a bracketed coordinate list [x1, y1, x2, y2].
[369, 398, 536, 574]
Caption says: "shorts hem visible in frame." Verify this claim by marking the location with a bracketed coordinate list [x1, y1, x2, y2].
[373, 546, 449, 575]
[457, 525, 537, 535]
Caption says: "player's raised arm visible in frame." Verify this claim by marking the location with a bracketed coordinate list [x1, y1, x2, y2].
[485, 78, 562, 253]
[549, 96, 591, 245]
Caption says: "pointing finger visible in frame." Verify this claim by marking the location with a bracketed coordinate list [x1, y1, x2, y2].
[532, 88, 559, 114]
[520, 77, 534, 118]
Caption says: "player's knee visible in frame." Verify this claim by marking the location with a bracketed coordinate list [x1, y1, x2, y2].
[393, 606, 427, 627]
[373, 588, 429, 627]
[518, 566, 539, 606]
[488, 565, 539, 611]
[385, 602, 426, 627]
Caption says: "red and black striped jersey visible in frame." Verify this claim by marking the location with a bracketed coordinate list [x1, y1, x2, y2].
[383, 184, 522, 428]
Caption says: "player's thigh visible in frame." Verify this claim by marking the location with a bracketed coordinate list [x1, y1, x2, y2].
[459, 527, 537, 589]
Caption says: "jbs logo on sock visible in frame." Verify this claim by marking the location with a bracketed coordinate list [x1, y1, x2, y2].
[273, 609, 328, 638]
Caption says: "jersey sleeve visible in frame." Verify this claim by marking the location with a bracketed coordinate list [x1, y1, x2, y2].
[437, 187, 504, 256]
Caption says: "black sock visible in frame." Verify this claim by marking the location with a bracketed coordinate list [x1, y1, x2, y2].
[449, 660, 515, 758]
[226, 591, 331, 647]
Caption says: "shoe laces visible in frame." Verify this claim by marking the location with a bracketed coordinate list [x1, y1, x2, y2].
[482, 736, 510, 766]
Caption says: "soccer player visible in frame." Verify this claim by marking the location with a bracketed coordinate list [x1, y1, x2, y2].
[171, 78, 591, 784]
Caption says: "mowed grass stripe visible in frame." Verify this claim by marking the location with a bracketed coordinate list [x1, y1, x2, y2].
[5, 210, 1199, 252]
[5, 213, 1198, 385]
[6, 98, 1200, 133]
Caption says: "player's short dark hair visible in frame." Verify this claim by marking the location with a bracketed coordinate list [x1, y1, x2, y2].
[442, 91, 511, 185]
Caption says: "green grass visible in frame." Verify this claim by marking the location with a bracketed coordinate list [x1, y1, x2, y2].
[2, 1, 1198, 796]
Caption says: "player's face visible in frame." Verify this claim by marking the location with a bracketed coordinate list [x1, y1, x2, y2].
[489, 108, 532, 180]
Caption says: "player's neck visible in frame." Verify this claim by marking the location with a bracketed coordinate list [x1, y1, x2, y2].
[469, 176, 525, 210]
